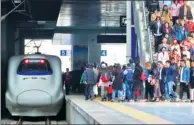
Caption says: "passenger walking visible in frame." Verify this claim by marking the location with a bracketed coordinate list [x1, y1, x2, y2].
[84, 64, 97, 100]
[152, 63, 162, 102]
[170, 58, 179, 92]
[179, 0, 193, 20]
[169, 49, 181, 64]
[80, 67, 86, 96]
[98, 63, 111, 101]
[92, 63, 99, 97]
[158, 38, 171, 53]
[151, 9, 161, 22]
[179, 60, 190, 101]
[190, 61, 194, 102]
[130, 60, 145, 102]
[107, 83, 113, 101]
[177, 20, 189, 42]
[170, 39, 181, 56]
[157, 61, 166, 99]
[144, 62, 154, 101]
[164, 61, 180, 101]
[64, 68, 72, 95]
[171, 0, 181, 25]
[150, 16, 163, 52]
[182, 55, 191, 67]
[111, 65, 123, 102]
[161, 5, 172, 25]
[157, 47, 170, 64]
[124, 63, 134, 101]
[122, 65, 128, 101]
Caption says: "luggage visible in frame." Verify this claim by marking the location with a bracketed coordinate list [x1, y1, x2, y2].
[63, 84, 66, 94]
[140, 72, 147, 81]
[190, 89, 194, 101]
[122, 84, 126, 100]
[93, 85, 98, 95]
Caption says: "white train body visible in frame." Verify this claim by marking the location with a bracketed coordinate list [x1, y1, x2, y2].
[5, 54, 64, 116]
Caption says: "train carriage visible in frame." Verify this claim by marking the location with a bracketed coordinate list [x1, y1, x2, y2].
[5, 54, 64, 116]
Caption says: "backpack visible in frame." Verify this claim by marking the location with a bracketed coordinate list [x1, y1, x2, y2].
[126, 69, 134, 82]
[140, 72, 146, 81]
[101, 73, 110, 83]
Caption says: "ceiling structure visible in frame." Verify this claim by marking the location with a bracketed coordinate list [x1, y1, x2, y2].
[2, 0, 127, 41]
[2, 0, 62, 21]
[53, 0, 126, 44]
[57, 0, 126, 27]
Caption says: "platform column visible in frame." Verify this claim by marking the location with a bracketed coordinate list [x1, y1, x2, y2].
[126, 1, 131, 64]
[88, 40, 101, 64]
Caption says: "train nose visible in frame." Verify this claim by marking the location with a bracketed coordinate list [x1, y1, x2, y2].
[17, 90, 52, 107]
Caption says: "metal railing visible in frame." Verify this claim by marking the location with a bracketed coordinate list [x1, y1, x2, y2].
[142, 1, 148, 30]
[142, 1, 153, 62]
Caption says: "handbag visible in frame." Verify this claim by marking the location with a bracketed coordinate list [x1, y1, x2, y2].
[150, 77, 156, 85]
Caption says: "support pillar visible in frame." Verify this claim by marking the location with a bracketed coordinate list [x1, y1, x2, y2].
[88, 40, 101, 64]
[126, 1, 131, 64]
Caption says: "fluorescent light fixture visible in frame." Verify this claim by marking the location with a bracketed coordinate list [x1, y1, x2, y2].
[14, 0, 22, 4]
[37, 21, 46, 25]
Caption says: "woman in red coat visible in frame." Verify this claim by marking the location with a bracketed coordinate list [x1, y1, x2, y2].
[170, 48, 181, 64]
[187, 20, 194, 33]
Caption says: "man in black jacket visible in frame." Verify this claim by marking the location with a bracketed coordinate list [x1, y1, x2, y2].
[157, 61, 166, 99]
[131, 59, 144, 102]
[179, 0, 193, 20]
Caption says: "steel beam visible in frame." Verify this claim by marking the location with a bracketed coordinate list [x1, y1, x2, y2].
[1, 0, 26, 22]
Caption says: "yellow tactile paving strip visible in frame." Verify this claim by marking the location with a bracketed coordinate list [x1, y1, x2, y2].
[95, 98, 175, 124]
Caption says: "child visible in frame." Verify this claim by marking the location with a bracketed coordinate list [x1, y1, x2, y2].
[107, 84, 113, 101]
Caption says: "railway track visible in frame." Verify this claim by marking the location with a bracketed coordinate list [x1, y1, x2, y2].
[16, 117, 23, 125]
[15, 117, 53, 125]
[45, 118, 51, 125]
[1, 117, 66, 125]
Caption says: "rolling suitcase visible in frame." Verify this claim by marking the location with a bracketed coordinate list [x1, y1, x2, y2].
[190, 89, 194, 101]
[122, 84, 126, 100]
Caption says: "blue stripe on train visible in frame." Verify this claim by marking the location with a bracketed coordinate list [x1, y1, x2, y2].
[17, 72, 53, 75]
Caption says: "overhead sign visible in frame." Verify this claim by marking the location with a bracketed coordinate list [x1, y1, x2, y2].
[101, 50, 107, 56]
[60, 50, 67, 56]
[120, 15, 126, 27]
[66, 50, 71, 56]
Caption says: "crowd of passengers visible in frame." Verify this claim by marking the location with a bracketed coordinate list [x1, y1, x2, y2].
[80, 59, 194, 102]
[149, 0, 194, 64]
[78, 0, 194, 102]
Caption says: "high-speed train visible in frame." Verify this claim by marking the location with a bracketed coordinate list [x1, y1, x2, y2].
[5, 54, 64, 116]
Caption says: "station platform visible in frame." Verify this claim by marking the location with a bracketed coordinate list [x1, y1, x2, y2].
[66, 95, 194, 124]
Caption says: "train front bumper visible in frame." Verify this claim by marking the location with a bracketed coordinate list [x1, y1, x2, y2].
[5, 91, 64, 116]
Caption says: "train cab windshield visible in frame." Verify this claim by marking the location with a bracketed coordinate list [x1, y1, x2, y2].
[17, 59, 53, 75]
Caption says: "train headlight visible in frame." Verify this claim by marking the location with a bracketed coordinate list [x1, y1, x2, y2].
[24, 59, 29, 64]
[40, 59, 45, 64]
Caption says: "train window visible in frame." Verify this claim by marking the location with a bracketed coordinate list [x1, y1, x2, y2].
[17, 59, 53, 75]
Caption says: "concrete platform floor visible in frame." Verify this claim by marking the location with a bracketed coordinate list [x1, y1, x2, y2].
[68, 95, 194, 124]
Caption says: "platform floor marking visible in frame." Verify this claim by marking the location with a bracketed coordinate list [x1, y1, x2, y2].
[95, 99, 174, 124]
